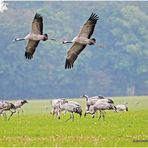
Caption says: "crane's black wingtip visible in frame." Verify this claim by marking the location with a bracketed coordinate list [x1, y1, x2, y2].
[89, 13, 99, 22]
[25, 52, 33, 60]
[34, 13, 42, 19]
[65, 59, 73, 69]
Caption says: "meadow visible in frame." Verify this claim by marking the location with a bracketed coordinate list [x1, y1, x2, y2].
[0, 96, 148, 147]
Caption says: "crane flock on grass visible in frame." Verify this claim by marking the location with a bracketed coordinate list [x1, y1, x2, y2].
[50, 95, 128, 122]
[0, 96, 129, 121]
[14, 12, 102, 69]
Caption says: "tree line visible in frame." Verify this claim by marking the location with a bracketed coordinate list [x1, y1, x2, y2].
[0, 1, 147, 99]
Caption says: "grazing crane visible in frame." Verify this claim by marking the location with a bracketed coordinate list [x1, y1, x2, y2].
[87, 101, 116, 120]
[85, 98, 116, 117]
[50, 98, 68, 119]
[14, 13, 55, 59]
[0, 101, 16, 120]
[116, 104, 128, 112]
[14, 100, 28, 116]
[64, 13, 99, 69]
[81, 95, 101, 115]
[62, 100, 81, 116]
[59, 102, 82, 122]
[81, 94, 115, 116]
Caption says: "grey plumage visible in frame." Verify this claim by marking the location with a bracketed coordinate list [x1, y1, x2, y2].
[14, 100, 28, 116]
[82, 94, 101, 116]
[82, 95, 116, 116]
[81, 94, 99, 101]
[116, 104, 128, 112]
[60, 101, 82, 122]
[81, 94, 116, 117]
[87, 101, 116, 120]
[50, 98, 68, 119]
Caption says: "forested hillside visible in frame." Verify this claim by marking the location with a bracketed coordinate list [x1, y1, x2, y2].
[0, 1, 147, 99]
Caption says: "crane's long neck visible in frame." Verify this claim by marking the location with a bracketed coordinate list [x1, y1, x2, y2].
[59, 102, 62, 109]
[66, 41, 73, 43]
[83, 95, 88, 101]
[63, 40, 73, 44]
[14, 38, 25, 41]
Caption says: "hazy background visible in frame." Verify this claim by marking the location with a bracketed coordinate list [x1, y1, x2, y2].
[0, 1, 147, 99]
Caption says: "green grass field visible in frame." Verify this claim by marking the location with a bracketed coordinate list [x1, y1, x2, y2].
[0, 96, 148, 147]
